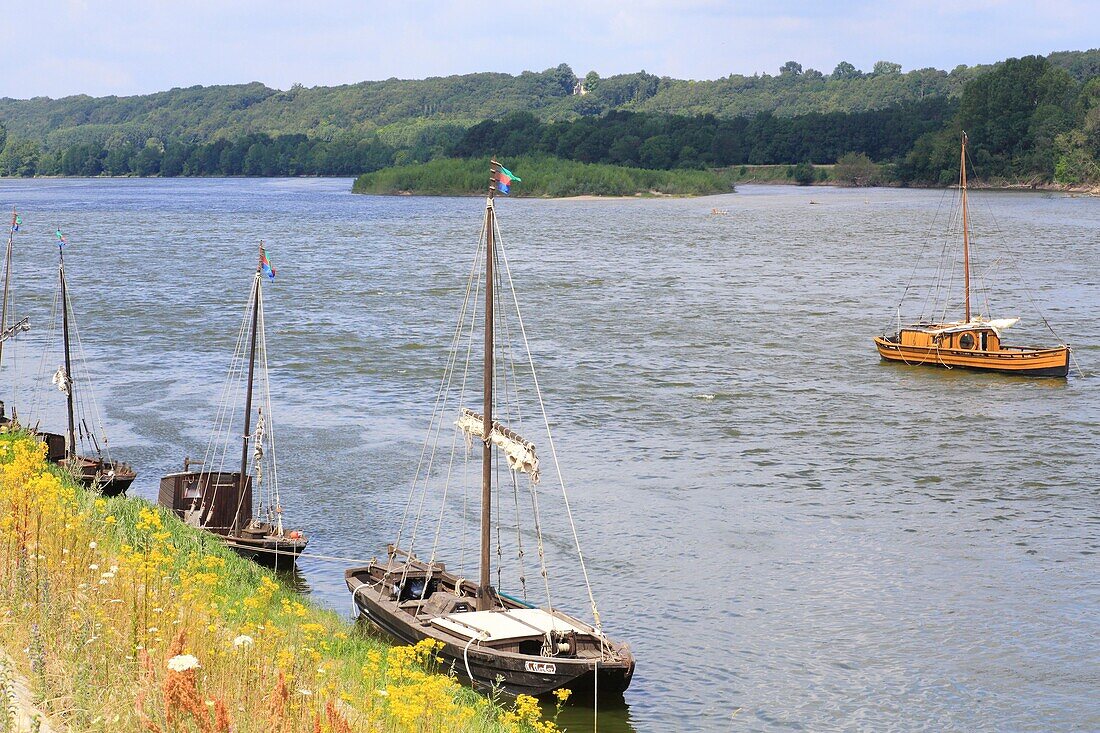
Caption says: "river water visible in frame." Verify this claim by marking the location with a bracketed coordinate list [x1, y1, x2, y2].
[0, 178, 1096, 732]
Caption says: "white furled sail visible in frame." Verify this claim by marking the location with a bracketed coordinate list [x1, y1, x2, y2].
[930, 317, 1020, 338]
[456, 407, 540, 483]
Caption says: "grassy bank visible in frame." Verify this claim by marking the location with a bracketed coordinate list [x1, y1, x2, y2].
[0, 432, 555, 732]
[352, 156, 735, 197]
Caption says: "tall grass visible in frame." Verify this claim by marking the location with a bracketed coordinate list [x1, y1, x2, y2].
[0, 432, 555, 732]
[353, 155, 735, 197]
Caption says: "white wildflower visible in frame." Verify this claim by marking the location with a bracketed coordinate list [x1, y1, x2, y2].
[232, 635, 254, 648]
[110, 565, 119, 573]
[88, 541, 97, 549]
[377, 689, 389, 697]
[147, 627, 159, 634]
[88, 564, 99, 571]
[167, 654, 200, 673]
[297, 689, 312, 696]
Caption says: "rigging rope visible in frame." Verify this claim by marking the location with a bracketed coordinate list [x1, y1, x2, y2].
[494, 215, 603, 635]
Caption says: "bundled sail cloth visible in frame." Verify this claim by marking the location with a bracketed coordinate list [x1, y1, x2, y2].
[456, 407, 540, 483]
[929, 318, 1020, 338]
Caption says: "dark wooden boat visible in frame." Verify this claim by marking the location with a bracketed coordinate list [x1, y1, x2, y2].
[32, 227, 135, 496]
[875, 134, 1071, 377]
[346, 162, 634, 701]
[158, 243, 307, 565]
[347, 552, 634, 698]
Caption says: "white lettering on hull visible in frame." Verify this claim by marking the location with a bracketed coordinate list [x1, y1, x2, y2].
[524, 661, 557, 675]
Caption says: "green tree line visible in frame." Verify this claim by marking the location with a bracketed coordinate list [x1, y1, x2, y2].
[899, 55, 1100, 184]
[449, 99, 954, 169]
[0, 132, 402, 177]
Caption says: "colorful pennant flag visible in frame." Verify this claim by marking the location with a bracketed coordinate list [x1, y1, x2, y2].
[493, 163, 521, 195]
[260, 246, 276, 280]
[10, 212, 20, 233]
[56, 228, 67, 247]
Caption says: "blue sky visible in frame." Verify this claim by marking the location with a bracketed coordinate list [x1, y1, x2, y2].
[2, 0, 1098, 99]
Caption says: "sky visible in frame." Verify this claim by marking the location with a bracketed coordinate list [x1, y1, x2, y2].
[2, 0, 1098, 99]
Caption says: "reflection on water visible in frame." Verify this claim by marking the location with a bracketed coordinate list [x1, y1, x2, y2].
[274, 564, 312, 596]
[0, 178, 1097, 731]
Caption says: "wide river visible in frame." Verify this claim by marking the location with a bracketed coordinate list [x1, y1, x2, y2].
[0, 178, 1096, 731]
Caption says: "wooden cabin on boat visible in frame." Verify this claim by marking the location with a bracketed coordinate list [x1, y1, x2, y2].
[159, 467, 252, 535]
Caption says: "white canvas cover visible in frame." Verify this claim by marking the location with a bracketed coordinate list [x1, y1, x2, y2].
[927, 317, 1020, 338]
[431, 607, 590, 642]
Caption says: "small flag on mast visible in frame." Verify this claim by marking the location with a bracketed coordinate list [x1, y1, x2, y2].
[260, 246, 276, 280]
[10, 211, 20, 233]
[492, 161, 521, 195]
[55, 228, 68, 247]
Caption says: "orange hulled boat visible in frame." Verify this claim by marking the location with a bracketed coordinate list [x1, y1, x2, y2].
[874, 134, 1071, 378]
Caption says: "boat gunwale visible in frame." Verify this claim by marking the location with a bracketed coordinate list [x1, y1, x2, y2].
[874, 335, 1070, 360]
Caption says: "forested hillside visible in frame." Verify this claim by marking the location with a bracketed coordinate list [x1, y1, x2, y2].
[6, 52, 1097, 148]
[1, 50, 1098, 186]
[0, 61, 972, 147]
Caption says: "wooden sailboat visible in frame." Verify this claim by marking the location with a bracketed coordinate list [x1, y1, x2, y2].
[35, 228, 136, 495]
[345, 162, 635, 700]
[874, 133, 1071, 377]
[158, 243, 307, 565]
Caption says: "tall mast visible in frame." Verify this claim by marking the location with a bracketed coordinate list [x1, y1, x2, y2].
[0, 209, 15, 371]
[478, 167, 498, 610]
[59, 243, 76, 460]
[960, 132, 972, 323]
[237, 242, 263, 533]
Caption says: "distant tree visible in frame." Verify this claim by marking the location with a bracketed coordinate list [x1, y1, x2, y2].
[791, 161, 816, 184]
[550, 63, 577, 95]
[804, 68, 825, 81]
[957, 55, 1075, 175]
[608, 134, 641, 165]
[133, 143, 162, 176]
[873, 61, 903, 76]
[780, 61, 803, 76]
[832, 61, 861, 79]
[833, 152, 879, 186]
[639, 135, 672, 168]
[584, 70, 600, 92]
[103, 145, 133, 175]
[0, 138, 40, 177]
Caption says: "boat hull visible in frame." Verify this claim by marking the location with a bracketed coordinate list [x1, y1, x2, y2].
[346, 567, 633, 700]
[874, 337, 1069, 377]
[61, 456, 136, 497]
[225, 534, 308, 565]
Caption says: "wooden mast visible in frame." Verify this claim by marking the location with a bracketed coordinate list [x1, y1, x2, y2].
[479, 165, 497, 611]
[0, 210, 14, 372]
[237, 242, 263, 534]
[59, 240, 76, 460]
[960, 132, 972, 323]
